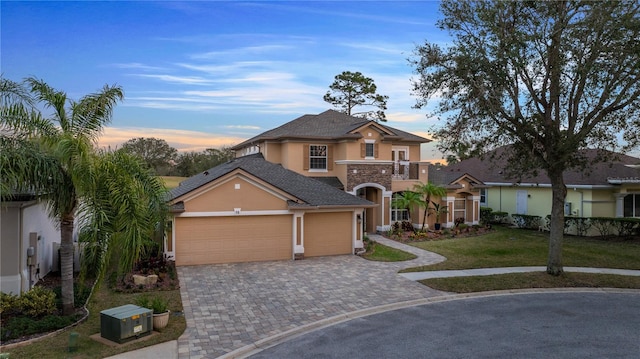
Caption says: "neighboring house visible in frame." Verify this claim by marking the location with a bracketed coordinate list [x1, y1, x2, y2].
[166, 153, 376, 266]
[443, 148, 640, 222]
[427, 167, 486, 228]
[231, 110, 432, 233]
[1, 195, 58, 294]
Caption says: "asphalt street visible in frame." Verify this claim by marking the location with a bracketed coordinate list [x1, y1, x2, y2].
[250, 292, 640, 359]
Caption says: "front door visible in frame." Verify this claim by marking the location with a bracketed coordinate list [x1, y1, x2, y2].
[516, 190, 528, 214]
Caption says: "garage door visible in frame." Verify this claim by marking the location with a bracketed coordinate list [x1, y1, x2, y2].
[304, 212, 352, 257]
[175, 215, 292, 266]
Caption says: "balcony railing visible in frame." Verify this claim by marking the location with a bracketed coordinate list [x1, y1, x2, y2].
[392, 161, 412, 180]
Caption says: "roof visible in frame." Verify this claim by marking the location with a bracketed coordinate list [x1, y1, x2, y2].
[443, 147, 640, 187]
[232, 109, 428, 149]
[168, 153, 375, 208]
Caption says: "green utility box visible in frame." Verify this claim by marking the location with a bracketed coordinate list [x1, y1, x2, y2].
[100, 304, 152, 343]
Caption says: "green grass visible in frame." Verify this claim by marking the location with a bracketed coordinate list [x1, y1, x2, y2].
[362, 241, 417, 262]
[419, 272, 640, 293]
[401, 226, 640, 293]
[401, 226, 640, 272]
[159, 176, 187, 189]
[4, 281, 186, 359]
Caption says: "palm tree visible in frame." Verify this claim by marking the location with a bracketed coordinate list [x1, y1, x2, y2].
[1, 77, 167, 315]
[413, 182, 447, 231]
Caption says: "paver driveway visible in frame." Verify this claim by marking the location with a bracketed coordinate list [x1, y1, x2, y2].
[177, 235, 446, 358]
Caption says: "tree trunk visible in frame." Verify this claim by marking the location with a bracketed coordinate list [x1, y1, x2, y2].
[547, 168, 567, 276]
[60, 214, 75, 315]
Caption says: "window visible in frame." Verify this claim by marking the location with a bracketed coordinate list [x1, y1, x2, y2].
[365, 143, 375, 157]
[454, 198, 466, 221]
[391, 193, 409, 222]
[480, 189, 487, 206]
[623, 194, 640, 217]
[309, 145, 327, 170]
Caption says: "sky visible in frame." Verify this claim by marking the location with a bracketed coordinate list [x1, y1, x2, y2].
[1, 0, 448, 160]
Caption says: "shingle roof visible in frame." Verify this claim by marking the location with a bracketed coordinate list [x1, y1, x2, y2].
[232, 109, 428, 149]
[443, 147, 640, 186]
[168, 153, 374, 208]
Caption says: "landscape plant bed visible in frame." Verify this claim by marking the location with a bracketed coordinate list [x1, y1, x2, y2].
[112, 255, 180, 293]
[384, 224, 493, 243]
[2, 274, 185, 358]
[0, 272, 94, 345]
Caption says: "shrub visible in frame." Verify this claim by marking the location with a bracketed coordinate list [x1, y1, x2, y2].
[135, 294, 168, 314]
[491, 211, 509, 224]
[0, 314, 76, 341]
[591, 217, 615, 239]
[565, 217, 592, 236]
[611, 217, 640, 238]
[0, 292, 19, 316]
[511, 214, 542, 230]
[17, 287, 56, 317]
[400, 221, 414, 232]
[480, 207, 493, 225]
[454, 217, 465, 228]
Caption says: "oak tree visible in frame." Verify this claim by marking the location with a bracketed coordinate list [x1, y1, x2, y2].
[411, 1, 640, 275]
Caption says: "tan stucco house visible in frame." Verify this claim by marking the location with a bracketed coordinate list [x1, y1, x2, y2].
[443, 148, 640, 222]
[231, 109, 437, 233]
[166, 153, 376, 266]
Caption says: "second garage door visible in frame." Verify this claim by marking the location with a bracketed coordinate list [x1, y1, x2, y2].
[304, 212, 352, 257]
[174, 215, 292, 266]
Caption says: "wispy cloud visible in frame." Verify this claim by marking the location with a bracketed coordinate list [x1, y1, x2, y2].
[110, 62, 168, 72]
[191, 45, 294, 60]
[224, 125, 261, 130]
[131, 74, 214, 85]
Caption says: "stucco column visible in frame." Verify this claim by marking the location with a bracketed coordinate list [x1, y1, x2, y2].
[614, 194, 626, 218]
[293, 212, 305, 259]
[472, 195, 480, 225]
[446, 196, 455, 228]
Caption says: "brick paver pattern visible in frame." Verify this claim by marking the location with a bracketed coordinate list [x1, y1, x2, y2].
[177, 234, 446, 358]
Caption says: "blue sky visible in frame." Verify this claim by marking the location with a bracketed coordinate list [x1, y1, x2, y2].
[2, 0, 447, 159]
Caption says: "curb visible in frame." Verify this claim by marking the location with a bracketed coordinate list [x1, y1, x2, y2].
[217, 287, 640, 359]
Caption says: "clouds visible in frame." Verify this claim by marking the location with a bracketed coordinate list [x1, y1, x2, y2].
[3, 0, 444, 154]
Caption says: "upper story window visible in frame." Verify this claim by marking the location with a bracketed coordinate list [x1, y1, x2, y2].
[365, 143, 375, 157]
[309, 145, 327, 170]
[362, 140, 378, 159]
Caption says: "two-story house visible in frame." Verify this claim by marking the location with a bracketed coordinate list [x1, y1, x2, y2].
[167, 110, 483, 265]
[232, 110, 432, 233]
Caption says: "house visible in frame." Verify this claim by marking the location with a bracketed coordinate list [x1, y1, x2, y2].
[427, 167, 487, 228]
[166, 153, 376, 266]
[443, 148, 640, 221]
[1, 195, 59, 294]
[231, 109, 434, 233]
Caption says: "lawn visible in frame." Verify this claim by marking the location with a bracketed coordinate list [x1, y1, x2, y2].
[400, 226, 640, 293]
[3, 279, 186, 358]
[361, 240, 417, 262]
